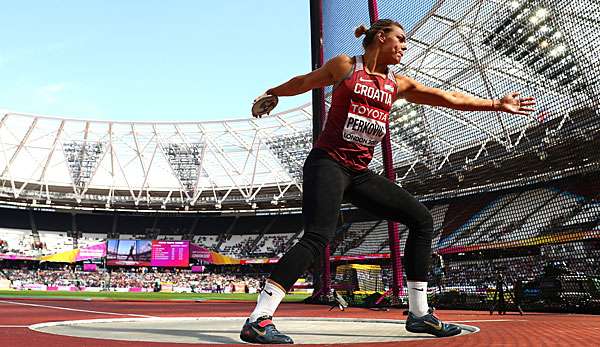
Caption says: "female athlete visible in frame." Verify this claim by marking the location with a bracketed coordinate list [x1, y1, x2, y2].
[241, 19, 535, 344]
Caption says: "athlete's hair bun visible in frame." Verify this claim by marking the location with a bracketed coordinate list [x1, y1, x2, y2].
[354, 25, 369, 38]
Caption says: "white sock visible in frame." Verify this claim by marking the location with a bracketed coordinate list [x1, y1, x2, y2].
[249, 281, 286, 322]
[407, 281, 429, 317]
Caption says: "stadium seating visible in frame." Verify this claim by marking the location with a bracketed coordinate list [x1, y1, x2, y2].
[439, 188, 579, 248]
[344, 222, 397, 255]
[494, 189, 561, 243]
[516, 190, 582, 237]
[430, 204, 449, 250]
[0, 176, 596, 263]
[192, 235, 219, 249]
[0, 228, 37, 256]
[443, 193, 515, 248]
[219, 234, 259, 256]
[79, 233, 108, 247]
[444, 255, 544, 287]
[340, 204, 448, 256]
[440, 196, 496, 240]
[156, 234, 183, 241]
[253, 233, 294, 257]
[335, 221, 381, 255]
[4, 268, 264, 293]
[564, 202, 600, 226]
[37, 231, 75, 255]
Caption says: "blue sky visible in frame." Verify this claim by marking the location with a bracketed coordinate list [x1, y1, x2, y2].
[0, 1, 434, 122]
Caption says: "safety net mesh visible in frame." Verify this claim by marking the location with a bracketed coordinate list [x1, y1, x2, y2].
[318, 0, 600, 313]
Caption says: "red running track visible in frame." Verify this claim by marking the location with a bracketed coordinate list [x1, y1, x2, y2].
[0, 298, 599, 346]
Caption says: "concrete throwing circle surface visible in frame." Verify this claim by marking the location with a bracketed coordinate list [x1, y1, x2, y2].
[29, 317, 479, 344]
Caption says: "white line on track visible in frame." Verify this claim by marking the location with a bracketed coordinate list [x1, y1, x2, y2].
[0, 325, 29, 328]
[452, 319, 527, 323]
[0, 300, 157, 318]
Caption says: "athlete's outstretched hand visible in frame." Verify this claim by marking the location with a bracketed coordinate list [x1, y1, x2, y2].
[252, 93, 279, 118]
[498, 92, 536, 116]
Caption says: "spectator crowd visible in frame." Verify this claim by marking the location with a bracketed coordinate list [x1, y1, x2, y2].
[4, 267, 264, 293]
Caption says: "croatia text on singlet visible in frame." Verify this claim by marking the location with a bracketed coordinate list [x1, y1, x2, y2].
[315, 55, 397, 171]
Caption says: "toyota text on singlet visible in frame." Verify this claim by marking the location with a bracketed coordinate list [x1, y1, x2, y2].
[315, 55, 397, 171]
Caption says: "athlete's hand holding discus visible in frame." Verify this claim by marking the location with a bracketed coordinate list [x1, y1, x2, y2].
[252, 93, 279, 118]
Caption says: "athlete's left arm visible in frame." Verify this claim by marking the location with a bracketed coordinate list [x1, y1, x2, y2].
[395, 76, 535, 115]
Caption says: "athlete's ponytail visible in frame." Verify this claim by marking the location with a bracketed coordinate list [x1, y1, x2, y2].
[354, 25, 369, 38]
[354, 19, 404, 49]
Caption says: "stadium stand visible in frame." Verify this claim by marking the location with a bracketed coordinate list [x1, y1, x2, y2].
[0, 172, 597, 262]
[345, 222, 399, 256]
[80, 233, 108, 244]
[335, 203, 447, 256]
[564, 203, 600, 227]
[334, 221, 383, 255]
[428, 204, 449, 251]
[253, 233, 295, 257]
[156, 234, 183, 241]
[515, 189, 582, 239]
[441, 192, 523, 248]
[0, 168, 597, 315]
[192, 235, 219, 249]
[219, 234, 259, 257]
[440, 194, 498, 241]
[37, 231, 75, 255]
[4, 268, 264, 293]
[444, 255, 544, 287]
[0, 228, 37, 256]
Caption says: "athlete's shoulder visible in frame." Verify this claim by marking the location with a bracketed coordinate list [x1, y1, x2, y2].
[325, 54, 354, 71]
[324, 54, 355, 82]
[327, 54, 354, 65]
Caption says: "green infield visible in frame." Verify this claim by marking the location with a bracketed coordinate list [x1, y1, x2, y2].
[0, 290, 310, 302]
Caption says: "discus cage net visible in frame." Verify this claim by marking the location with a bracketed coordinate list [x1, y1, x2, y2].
[309, 0, 600, 313]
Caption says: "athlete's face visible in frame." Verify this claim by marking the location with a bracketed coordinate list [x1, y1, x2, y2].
[378, 26, 407, 65]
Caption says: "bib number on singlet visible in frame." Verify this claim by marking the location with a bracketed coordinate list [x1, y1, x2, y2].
[342, 101, 388, 146]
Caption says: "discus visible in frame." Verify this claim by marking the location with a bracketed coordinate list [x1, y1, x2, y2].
[251, 94, 279, 118]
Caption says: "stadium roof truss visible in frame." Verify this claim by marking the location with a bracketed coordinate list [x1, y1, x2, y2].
[0, 0, 597, 210]
[0, 107, 312, 209]
[385, 0, 599, 181]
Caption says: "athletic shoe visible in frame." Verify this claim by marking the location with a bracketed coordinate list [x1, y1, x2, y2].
[405, 308, 462, 337]
[240, 316, 293, 344]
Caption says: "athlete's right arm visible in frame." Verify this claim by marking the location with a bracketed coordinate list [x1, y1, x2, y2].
[266, 55, 353, 97]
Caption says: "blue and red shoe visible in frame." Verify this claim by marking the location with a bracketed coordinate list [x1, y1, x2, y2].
[406, 308, 462, 337]
[240, 316, 293, 344]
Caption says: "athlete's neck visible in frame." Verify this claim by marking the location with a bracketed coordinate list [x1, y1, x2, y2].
[362, 51, 387, 77]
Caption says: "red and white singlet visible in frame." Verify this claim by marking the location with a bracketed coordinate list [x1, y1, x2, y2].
[315, 55, 397, 171]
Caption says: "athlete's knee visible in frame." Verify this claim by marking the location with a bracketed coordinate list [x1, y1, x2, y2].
[407, 209, 434, 238]
[420, 211, 434, 232]
[296, 231, 330, 259]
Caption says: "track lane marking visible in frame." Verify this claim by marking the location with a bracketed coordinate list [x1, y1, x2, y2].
[0, 325, 29, 327]
[0, 300, 157, 318]
[452, 319, 527, 322]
